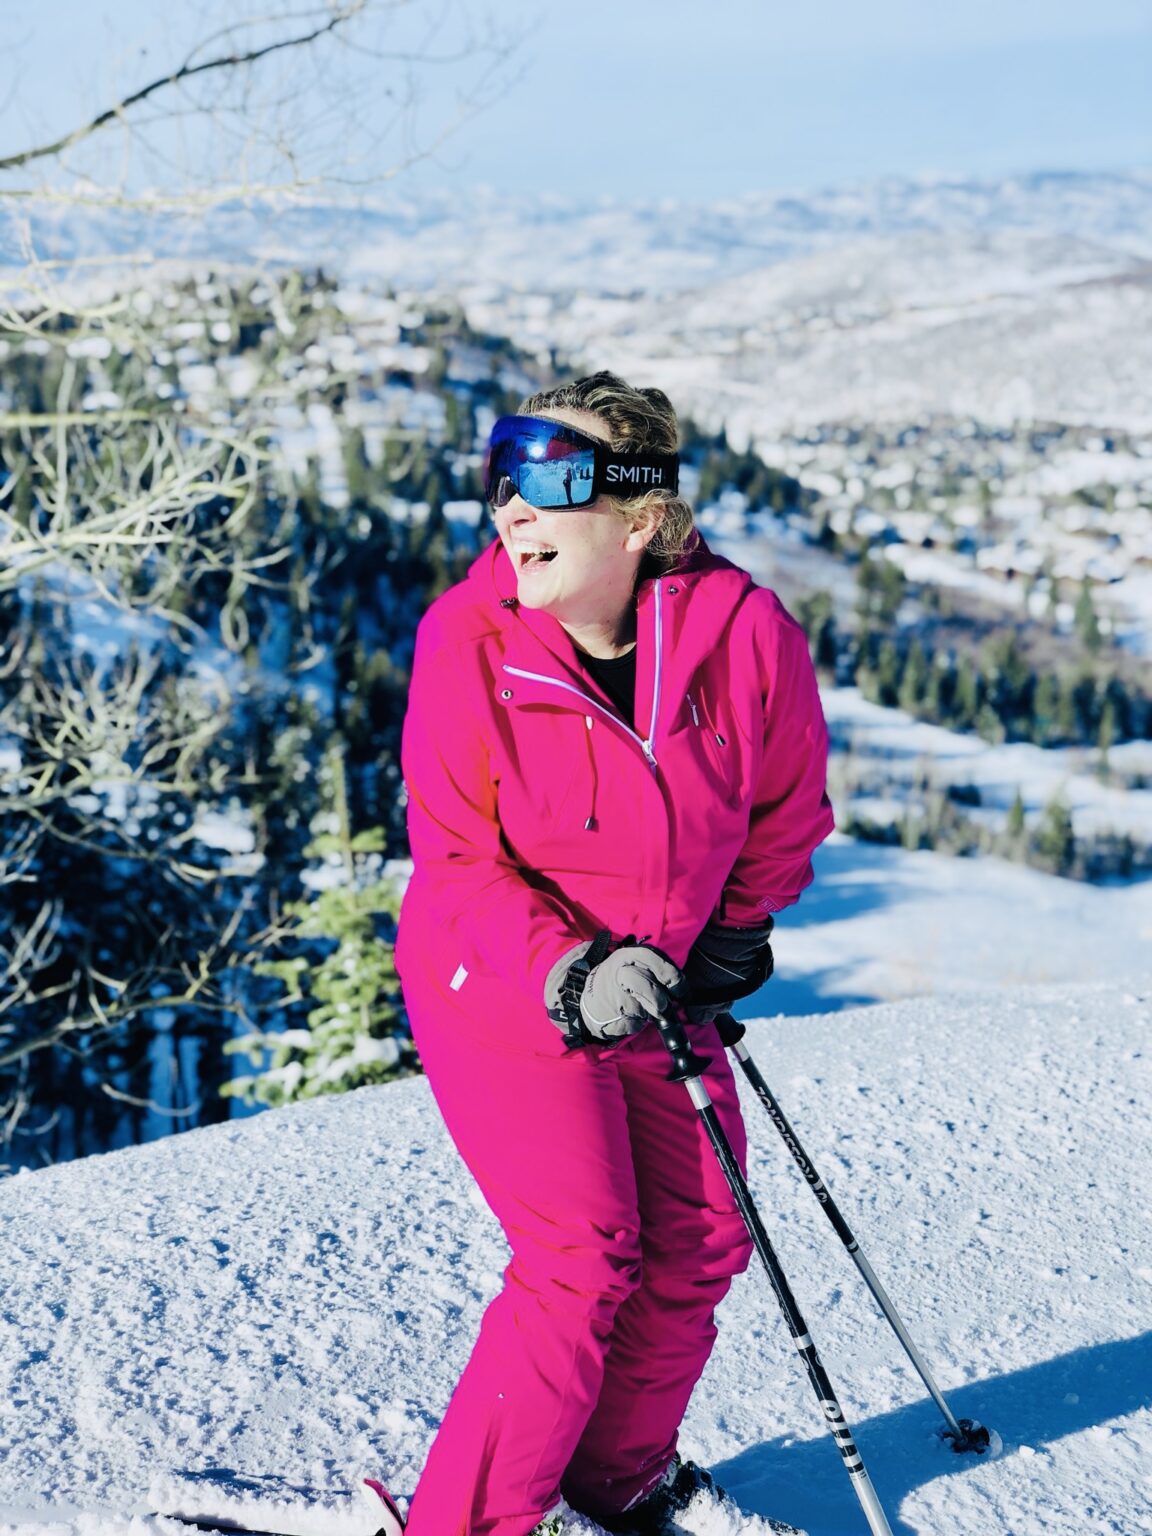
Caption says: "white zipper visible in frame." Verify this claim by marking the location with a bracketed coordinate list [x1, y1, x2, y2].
[501, 579, 665, 771]
[686, 692, 700, 726]
[502, 661, 659, 770]
[648, 581, 664, 757]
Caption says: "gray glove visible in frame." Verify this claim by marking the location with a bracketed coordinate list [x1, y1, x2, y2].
[545, 940, 686, 1043]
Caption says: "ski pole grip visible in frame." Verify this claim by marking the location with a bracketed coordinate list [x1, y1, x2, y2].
[654, 1009, 711, 1083]
[714, 1012, 746, 1048]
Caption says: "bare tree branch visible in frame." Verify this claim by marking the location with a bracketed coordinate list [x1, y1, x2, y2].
[0, 1, 517, 212]
[0, 3, 368, 174]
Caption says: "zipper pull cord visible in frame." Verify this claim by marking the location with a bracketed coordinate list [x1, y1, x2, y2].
[583, 716, 599, 831]
[698, 686, 727, 747]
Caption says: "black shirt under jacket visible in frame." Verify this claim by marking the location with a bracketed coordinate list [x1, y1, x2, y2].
[579, 646, 637, 731]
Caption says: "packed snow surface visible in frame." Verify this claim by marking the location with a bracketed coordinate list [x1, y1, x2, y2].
[1, 983, 1149, 1536]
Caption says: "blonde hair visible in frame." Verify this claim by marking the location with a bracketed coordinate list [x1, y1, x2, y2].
[519, 370, 696, 573]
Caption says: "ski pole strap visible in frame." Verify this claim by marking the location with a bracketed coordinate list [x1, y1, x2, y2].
[558, 927, 617, 1049]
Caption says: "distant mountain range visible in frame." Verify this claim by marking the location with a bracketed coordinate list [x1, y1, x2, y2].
[7, 168, 1152, 431]
[6, 168, 1150, 290]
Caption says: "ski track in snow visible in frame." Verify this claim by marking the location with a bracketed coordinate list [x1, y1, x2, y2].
[1, 984, 1150, 1535]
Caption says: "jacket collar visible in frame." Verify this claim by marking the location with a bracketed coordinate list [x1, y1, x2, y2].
[468, 530, 756, 726]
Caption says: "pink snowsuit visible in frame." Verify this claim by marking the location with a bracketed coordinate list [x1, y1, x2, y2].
[396, 533, 834, 1536]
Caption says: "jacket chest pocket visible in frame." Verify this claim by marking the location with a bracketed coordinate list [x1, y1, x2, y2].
[493, 706, 588, 847]
[673, 692, 751, 813]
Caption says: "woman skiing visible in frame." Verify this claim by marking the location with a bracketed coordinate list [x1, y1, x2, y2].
[395, 371, 833, 1536]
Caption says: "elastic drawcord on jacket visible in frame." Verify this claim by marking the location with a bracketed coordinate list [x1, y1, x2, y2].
[582, 715, 599, 830]
[697, 688, 727, 747]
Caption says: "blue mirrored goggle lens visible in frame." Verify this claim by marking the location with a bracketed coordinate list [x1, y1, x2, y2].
[486, 417, 599, 510]
[514, 453, 595, 508]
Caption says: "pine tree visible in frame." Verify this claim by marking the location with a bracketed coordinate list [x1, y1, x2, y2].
[1075, 578, 1102, 653]
[343, 426, 372, 509]
[923, 659, 945, 722]
[953, 656, 980, 730]
[795, 589, 838, 673]
[1097, 697, 1115, 781]
[1034, 673, 1061, 746]
[1033, 795, 1075, 877]
[975, 702, 1006, 744]
[1072, 670, 1101, 743]
[1056, 675, 1079, 743]
[854, 552, 903, 632]
[1006, 788, 1026, 843]
[224, 743, 416, 1107]
[982, 632, 1030, 738]
[898, 640, 928, 714]
[875, 639, 901, 707]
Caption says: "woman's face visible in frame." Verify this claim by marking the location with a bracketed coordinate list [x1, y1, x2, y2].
[492, 407, 658, 630]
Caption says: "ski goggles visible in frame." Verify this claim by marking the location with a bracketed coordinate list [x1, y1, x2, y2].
[484, 414, 679, 511]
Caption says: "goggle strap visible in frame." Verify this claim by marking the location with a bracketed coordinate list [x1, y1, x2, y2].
[593, 451, 680, 498]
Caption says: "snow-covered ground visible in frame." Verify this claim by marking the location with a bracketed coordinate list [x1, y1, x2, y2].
[1, 975, 1148, 1536]
[759, 835, 1152, 1017]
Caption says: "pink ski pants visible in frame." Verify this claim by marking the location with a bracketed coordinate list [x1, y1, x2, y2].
[403, 999, 754, 1536]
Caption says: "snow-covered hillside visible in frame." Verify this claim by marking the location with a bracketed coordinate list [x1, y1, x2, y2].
[11, 171, 1152, 294]
[8, 171, 1152, 434]
[821, 689, 1152, 843]
[761, 837, 1152, 1016]
[534, 231, 1152, 436]
[1, 981, 1149, 1536]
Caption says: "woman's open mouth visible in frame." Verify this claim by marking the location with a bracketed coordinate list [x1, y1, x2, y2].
[515, 544, 559, 571]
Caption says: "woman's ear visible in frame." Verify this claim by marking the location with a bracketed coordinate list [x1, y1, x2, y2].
[624, 502, 665, 553]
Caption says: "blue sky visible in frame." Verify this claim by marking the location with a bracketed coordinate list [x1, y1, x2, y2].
[3, 1, 1149, 201]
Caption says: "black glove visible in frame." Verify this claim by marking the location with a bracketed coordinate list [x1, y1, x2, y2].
[683, 917, 774, 1022]
[545, 931, 686, 1045]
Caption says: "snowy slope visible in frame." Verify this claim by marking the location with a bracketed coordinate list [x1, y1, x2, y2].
[1, 982, 1149, 1536]
[504, 230, 1152, 436]
[758, 836, 1152, 1017]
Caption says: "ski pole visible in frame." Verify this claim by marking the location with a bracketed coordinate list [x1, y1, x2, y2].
[653, 1010, 895, 1536]
[713, 1012, 992, 1455]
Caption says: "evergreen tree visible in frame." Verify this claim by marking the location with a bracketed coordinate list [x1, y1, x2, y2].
[982, 632, 1031, 738]
[1071, 671, 1100, 742]
[1033, 796, 1075, 877]
[1034, 672, 1061, 746]
[1056, 675, 1079, 743]
[1074, 578, 1102, 653]
[794, 589, 838, 673]
[953, 656, 980, 730]
[923, 658, 946, 722]
[874, 639, 901, 707]
[854, 553, 881, 631]
[343, 426, 372, 509]
[1006, 788, 1026, 843]
[854, 552, 905, 636]
[224, 743, 415, 1107]
[898, 640, 929, 714]
[1097, 697, 1115, 780]
[900, 810, 922, 852]
[975, 702, 1006, 744]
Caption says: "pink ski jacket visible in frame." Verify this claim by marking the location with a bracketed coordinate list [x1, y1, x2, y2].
[396, 533, 834, 1050]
